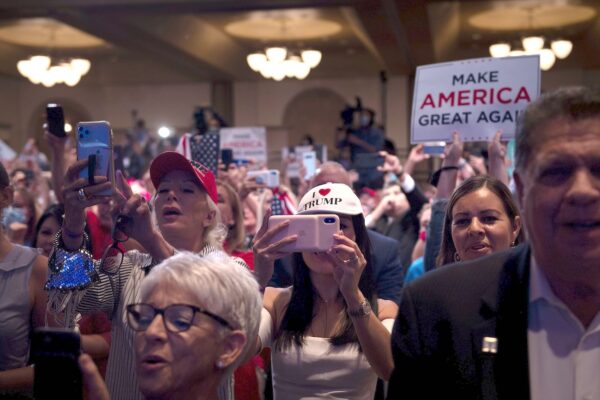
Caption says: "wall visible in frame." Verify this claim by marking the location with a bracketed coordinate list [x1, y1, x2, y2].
[233, 76, 411, 154]
[2, 80, 211, 150]
[2, 67, 597, 156]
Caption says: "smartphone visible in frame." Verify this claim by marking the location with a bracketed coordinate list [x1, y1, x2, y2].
[423, 141, 446, 156]
[302, 151, 317, 180]
[247, 169, 280, 188]
[46, 103, 66, 137]
[76, 121, 115, 196]
[268, 214, 340, 252]
[221, 148, 234, 169]
[113, 144, 125, 176]
[32, 327, 82, 400]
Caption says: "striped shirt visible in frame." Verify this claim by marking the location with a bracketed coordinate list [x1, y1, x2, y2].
[77, 245, 247, 400]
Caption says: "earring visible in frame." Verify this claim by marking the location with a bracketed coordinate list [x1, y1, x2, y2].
[215, 360, 225, 369]
[454, 252, 461, 262]
[510, 241, 516, 247]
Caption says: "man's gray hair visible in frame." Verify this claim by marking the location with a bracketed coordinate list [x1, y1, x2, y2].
[139, 251, 261, 377]
[515, 86, 600, 172]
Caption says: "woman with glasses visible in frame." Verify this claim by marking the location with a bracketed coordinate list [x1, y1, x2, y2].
[126, 251, 261, 400]
[79, 251, 261, 400]
[53, 151, 246, 400]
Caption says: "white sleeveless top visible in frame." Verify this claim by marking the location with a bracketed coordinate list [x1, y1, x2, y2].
[0, 245, 38, 370]
[260, 308, 394, 400]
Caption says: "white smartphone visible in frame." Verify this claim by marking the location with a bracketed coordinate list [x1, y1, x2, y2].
[76, 121, 115, 196]
[268, 214, 340, 252]
[302, 151, 317, 180]
[247, 169, 280, 188]
[423, 141, 446, 156]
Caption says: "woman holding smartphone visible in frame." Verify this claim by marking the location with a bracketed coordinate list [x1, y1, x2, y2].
[54, 151, 247, 400]
[253, 183, 394, 399]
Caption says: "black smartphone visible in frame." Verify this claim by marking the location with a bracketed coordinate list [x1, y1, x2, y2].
[32, 327, 82, 400]
[221, 148, 234, 169]
[46, 103, 66, 137]
[113, 144, 125, 175]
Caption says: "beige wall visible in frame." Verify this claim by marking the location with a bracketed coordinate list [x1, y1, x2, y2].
[1, 68, 597, 156]
[233, 76, 411, 155]
[0, 80, 211, 151]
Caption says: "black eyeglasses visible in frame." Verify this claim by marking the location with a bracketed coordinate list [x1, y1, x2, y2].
[126, 303, 233, 333]
[99, 214, 130, 275]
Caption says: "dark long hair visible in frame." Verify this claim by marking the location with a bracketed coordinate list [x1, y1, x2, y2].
[33, 203, 92, 252]
[436, 175, 523, 267]
[273, 214, 376, 351]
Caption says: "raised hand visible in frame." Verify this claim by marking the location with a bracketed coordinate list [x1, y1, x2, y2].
[404, 144, 430, 176]
[442, 132, 463, 167]
[377, 151, 403, 176]
[326, 231, 367, 300]
[252, 208, 297, 287]
[113, 170, 156, 245]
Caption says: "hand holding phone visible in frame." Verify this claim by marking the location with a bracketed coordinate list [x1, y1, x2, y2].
[76, 121, 115, 195]
[46, 103, 66, 137]
[302, 151, 317, 180]
[267, 214, 340, 252]
[247, 170, 280, 188]
[32, 327, 83, 400]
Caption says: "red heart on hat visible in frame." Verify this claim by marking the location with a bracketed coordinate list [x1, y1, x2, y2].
[318, 188, 331, 196]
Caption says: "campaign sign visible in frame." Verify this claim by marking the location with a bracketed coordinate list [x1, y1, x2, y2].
[219, 127, 267, 166]
[411, 55, 540, 143]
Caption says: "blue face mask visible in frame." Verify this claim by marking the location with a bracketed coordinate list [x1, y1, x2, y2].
[359, 115, 371, 127]
[2, 206, 27, 228]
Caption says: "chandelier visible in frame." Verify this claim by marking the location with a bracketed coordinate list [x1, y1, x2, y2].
[488, 37, 572, 71]
[17, 55, 91, 87]
[246, 47, 322, 81]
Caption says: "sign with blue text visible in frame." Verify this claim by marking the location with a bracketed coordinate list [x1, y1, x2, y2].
[411, 55, 540, 143]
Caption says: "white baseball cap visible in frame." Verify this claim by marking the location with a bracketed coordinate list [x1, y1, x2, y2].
[297, 183, 363, 216]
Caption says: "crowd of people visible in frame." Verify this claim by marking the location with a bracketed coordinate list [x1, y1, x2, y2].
[0, 86, 598, 400]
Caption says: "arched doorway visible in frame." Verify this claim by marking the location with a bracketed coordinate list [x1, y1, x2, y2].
[282, 88, 347, 160]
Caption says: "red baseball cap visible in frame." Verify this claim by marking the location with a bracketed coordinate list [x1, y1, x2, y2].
[149, 151, 218, 204]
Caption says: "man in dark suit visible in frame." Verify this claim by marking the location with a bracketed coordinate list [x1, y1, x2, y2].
[387, 87, 600, 400]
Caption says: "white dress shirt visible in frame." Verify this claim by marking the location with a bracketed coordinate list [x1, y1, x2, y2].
[528, 258, 600, 400]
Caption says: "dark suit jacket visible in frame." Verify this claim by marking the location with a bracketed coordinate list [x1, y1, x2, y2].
[268, 229, 404, 305]
[387, 244, 531, 400]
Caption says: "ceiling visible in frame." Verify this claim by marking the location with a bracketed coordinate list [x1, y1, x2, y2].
[0, 0, 599, 86]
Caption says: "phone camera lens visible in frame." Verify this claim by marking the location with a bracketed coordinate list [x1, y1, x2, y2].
[79, 134, 83, 139]
[324, 217, 335, 223]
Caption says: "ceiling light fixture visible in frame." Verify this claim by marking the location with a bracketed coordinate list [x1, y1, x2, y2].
[488, 38, 572, 71]
[550, 39, 573, 59]
[17, 55, 91, 87]
[246, 47, 321, 81]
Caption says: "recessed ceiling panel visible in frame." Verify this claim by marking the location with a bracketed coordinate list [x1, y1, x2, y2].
[469, 4, 596, 31]
[0, 18, 106, 48]
[225, 18, 341, 41]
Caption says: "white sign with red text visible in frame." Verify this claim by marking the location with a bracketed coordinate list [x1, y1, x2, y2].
[219, 127, 267, 166]
[411, 55, 540, 143]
